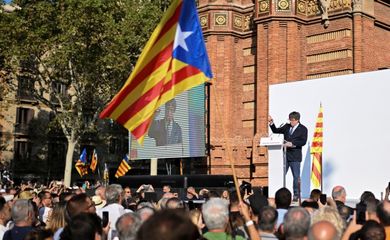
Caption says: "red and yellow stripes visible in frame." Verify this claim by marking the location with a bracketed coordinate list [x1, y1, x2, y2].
[90, 150, 98, 173]
[75, 160, 88, 177]
[100, 0, 209, 143]
[311, 105, 323, 189]
[115, 160, 131, 178]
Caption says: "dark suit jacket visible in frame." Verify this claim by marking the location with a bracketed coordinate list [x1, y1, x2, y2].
[148, 119, 182, 146]
[270, 123, 308, 162]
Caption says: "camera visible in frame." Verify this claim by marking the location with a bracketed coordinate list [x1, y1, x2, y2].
[240, 181, 252, 194]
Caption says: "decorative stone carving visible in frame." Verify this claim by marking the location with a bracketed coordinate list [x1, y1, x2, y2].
[200, 14, 208, 29]
[318, 0, 330, 28]
[214, 13, 227, 26]
[297, 0, 307, 15]
[277, 0, 291, 11]
[258, 0, 270, 14]
[233, 14, 243, 30]
[244, 15, 252, 31]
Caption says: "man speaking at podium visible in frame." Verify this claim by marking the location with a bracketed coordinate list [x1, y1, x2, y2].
[268, 111, 308, 201]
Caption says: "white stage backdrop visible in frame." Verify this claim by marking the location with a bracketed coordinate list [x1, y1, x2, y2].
[269, 70, 390, 200]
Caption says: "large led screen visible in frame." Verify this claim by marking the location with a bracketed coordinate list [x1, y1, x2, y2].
[129, 84, 206, 159]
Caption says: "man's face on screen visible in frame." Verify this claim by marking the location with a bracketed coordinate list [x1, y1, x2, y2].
[165, 104, 175, 122]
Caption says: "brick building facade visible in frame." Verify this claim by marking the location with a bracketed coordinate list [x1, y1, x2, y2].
[200, 0, 390, 185]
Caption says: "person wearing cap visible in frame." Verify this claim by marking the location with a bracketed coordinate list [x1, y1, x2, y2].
[0, 196, 11, 239]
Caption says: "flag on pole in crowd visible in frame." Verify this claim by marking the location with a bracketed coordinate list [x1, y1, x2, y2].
[310, 105, 324, 189]
[115, 155, 131, 178]
[99, 0, 213, 144]
[75, 148, 88, 177]
[90, 149, 98, 172]
[103, 163, 109, 186]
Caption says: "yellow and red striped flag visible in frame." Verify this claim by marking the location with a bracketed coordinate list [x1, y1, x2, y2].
[311, 105, 323, 189]
[115, 155, 131, 178]
[99, 0, 213, 144]
[75, 148, 88, 177]
[90, 149, 98, 173]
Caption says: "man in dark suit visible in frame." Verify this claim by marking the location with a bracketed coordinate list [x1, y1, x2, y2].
[149, 99, 182, 146]
[268, 111, 308, 201]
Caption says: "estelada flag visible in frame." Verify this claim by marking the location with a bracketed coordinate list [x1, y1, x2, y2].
[99, 0, 213, 144]
[90, 149, 98, 173]
[75, 148, 88, 177]
[115, 155, 131, 178]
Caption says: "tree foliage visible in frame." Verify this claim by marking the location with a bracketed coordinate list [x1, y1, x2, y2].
[0, 0, 165, 184]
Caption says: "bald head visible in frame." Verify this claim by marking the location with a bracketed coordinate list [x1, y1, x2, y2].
[308, 221, 337, 240]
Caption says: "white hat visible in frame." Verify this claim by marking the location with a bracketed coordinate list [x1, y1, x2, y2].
[92, 195, 106, 209]
[3, 194, 14, 202]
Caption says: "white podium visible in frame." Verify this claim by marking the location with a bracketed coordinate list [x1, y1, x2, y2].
[260, 134, 285, 198]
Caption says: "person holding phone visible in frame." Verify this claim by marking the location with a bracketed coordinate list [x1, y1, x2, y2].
[269, 111, 308, 201]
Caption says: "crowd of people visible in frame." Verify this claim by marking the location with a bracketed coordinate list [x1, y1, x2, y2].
[0, 179, 388, 240]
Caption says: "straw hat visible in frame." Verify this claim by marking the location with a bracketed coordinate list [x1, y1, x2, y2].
[92, 195, 106, 209]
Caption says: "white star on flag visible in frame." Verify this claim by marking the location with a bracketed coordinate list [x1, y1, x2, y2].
[173, 24, 193, 51]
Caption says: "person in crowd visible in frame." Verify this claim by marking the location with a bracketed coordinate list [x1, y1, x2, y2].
[362, 196, 380, 223]
[58, 192, 74, 203]
[189, 209, 205, 235]
[360, 220, 386, 240]
[301, 189, 321, 210]
[332, 185, 353, 218]
[60, 213, 103, 240]
[275, 187, 292, 228]
[24, 228, 53, 240]
[38, 191, 53, 224]
[122, 186, 132, 209]
[269, 112, 308, 201]
[202, 198, 246, 240]
[115, 212, 142, 240]
[258, 206, 278, 240]
[0, 196, 11, 239]
[136, 206, 155, 222]
[282, 207, 311, 240]
[97, 184, 131, 238]
[185, 186, 200, 200]
[53, 193, 96, 240]
[3, 199, 35, 240]
[95, 185, 106, 201]
[162, 185, 171, 194]
[311, 206, 345, 239]
[376, 200, 390, 239]
[137, 209, 200, 240]
[166, 197, 185, 209]
[221, 190, 230, 201]
[229, 192, 250, 239]
[248, 187, 269, 224]
[308, 220, 338, 240]
[46, 201, 66, 236]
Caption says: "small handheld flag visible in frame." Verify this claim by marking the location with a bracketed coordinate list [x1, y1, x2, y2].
[90, 149, 98, 172]
[115, 155, 131, 178]
[75, 148, 88, 177]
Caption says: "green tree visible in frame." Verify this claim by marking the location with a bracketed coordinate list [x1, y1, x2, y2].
[0, 0, 164, 186]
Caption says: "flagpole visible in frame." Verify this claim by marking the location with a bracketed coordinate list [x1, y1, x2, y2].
[211, 83, 242, 202]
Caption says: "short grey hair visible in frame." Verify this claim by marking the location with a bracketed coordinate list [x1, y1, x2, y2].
[331, 186, 346, 200]
[202, 198, 229, 230]
[12, 199, 34, 223]
[105, 184, 123, 204]
[284, 207, 311, 240]
[116, 212, 142, 240]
